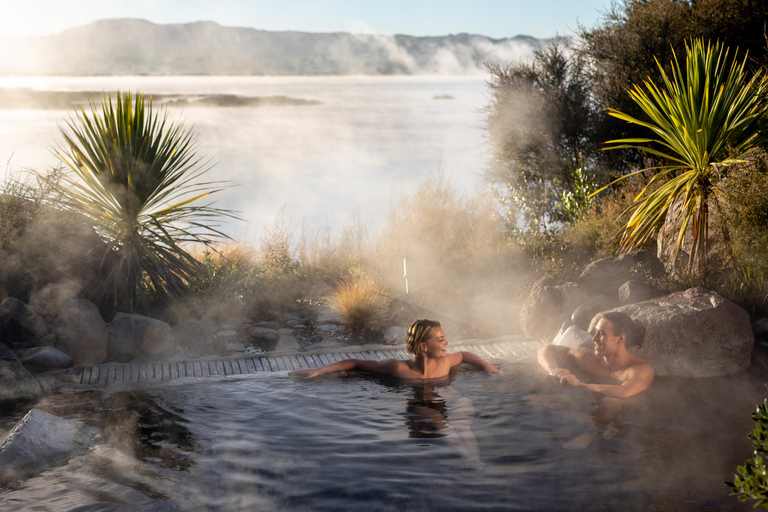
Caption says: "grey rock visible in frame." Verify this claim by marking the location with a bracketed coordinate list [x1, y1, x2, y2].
[519, 278, 591, 340]
[279, 328, 294, 335]
[753, 318, 768, 345]
[107, 313, 171, 363]
[383, 326, 408, 345]
[34, 374, 56, 393]
[0, 343, 42, 402]
[53, 299, 107, 366]
[317, 324, 339, 332]
[16, 346, 73, 373]
[224, 342, 246, 352]
[571, 295, 618, 331]
[53, 367, 83, 385]
[273, 335, 300, 352]
[256, 321, 280, 329]
[0, 297, 48, 348]
[316, 309, 344, 325]
[579, 251, 666, 297]
[619, 279, 663, 305]
[174, 320, 217, 355]
[554, 325, 594, 349]
[0, 408, 96, 481]
[249, 327, 281, 351]
[588, 287, 754, 377]
[216, 329, 238, 340]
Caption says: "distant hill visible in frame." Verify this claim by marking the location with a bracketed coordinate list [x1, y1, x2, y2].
[0, 19, 548, 76]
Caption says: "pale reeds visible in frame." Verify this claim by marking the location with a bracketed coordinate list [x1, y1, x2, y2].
[329, 273, 388, 331]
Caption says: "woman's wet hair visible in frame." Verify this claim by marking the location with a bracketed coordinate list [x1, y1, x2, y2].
[599, 312, 646, 348]
[406, 319, 442, 356]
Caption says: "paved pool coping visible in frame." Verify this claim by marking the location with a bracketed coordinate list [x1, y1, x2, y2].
[72, 335, 543, 387]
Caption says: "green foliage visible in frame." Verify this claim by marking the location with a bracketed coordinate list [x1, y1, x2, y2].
[728, 387, 768, 508]
[600, 39, 768, 272]
[557, 164, 597, 222]
[564, 174, 654, 258]
[484, 39, 600, 231]
[581, 0, 768, 155]
[713, 150, 768, 317]
[50, 91, 233, 311]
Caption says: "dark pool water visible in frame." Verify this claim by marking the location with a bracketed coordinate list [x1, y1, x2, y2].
[0, 361, 765, 511]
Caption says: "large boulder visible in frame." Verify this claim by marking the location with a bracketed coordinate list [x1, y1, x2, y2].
[520, 278, 591, 340]
[0, 408, 96, 481]
[579, 251, 666, 297]
[16, 346, 73, 373]
[53, 299, 107, 366]
[618, 279, 663, 305]
[0, 297, 48, 349]
[107, 313, 171, 363]
[588, 287, 754, 377]
[0, 342, 42, 402]
[571, 295, 618, 331]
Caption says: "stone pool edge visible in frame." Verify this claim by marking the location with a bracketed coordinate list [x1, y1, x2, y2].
[65, 335, 543, 388]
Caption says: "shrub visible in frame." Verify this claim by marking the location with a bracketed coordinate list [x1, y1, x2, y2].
[50, 91, 234, 312]
[329, 273, 388, 331]
[727, 385, 768, 508]
[564, 174, 657, 259]
[712, 149, 768, 317]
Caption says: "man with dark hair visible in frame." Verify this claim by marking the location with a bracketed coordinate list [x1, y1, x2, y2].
[537, 312, 655, 448]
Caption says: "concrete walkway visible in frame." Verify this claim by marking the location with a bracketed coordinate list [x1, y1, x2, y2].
[74, 336, 541, 387]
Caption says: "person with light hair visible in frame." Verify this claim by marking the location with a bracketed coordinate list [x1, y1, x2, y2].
[290, 319, 499, 379]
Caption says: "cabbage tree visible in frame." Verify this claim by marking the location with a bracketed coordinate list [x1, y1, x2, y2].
[52, 91, 234, 311]
[598, 39, 768, 272]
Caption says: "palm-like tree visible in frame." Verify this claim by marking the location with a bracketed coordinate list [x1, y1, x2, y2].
[52, 91, 234, 311]
[600, 39, 768, 272]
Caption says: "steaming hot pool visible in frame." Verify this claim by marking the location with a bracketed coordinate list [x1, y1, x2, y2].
[0, 361, 764, 511]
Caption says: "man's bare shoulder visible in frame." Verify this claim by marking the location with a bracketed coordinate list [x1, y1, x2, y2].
[570, 346, 596, 359]
[627, 358, 654, 377]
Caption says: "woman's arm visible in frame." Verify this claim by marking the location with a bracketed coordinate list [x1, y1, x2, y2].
[289, 358, 397, 378]
[457, 351, 499, 373]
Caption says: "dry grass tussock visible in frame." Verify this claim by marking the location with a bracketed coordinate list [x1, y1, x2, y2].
[329, 273, 389, 331]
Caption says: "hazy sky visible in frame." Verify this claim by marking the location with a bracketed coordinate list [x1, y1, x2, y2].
[0, 0, 612, 39]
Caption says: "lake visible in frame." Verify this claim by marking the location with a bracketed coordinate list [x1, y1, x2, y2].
[0, 76, 489, 242]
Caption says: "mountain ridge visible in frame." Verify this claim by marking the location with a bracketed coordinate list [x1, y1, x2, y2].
[0, 19, 548, 76]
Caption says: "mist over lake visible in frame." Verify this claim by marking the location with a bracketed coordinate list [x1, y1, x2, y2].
[0, 75, 488, 241]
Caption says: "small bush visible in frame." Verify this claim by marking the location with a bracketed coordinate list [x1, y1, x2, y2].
[713, 150, 768, 317]
[330, 273, 388, 331]
[727, 385, 768, 508]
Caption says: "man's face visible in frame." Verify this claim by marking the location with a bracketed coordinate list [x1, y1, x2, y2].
[592, 318, 623, 357]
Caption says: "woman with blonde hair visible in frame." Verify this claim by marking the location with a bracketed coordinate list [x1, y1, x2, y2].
[290, 319, 499, 379]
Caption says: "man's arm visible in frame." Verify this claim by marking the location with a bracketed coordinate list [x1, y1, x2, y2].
[290, 358, 397, 378]
[561, 364, 654, 398]
[537, 345, 572, 377]
[457, 351, 500, 373]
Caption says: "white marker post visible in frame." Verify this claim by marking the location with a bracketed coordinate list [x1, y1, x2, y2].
[403, 258, 409, 294]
